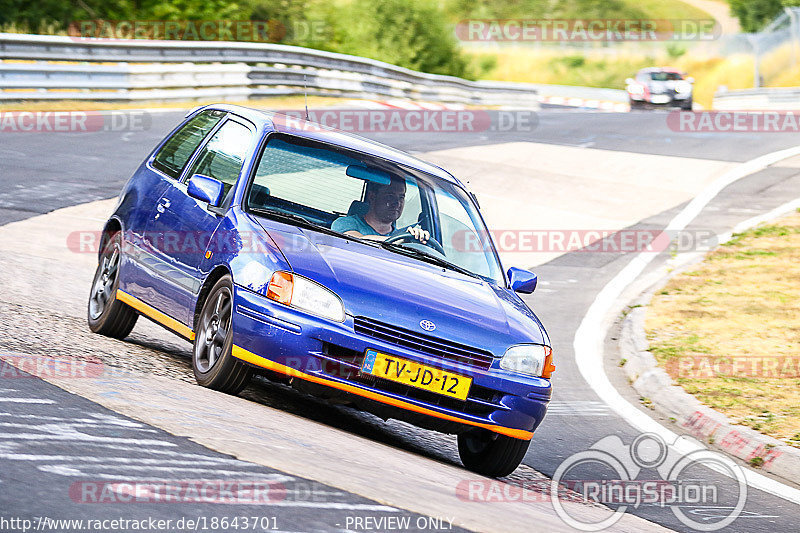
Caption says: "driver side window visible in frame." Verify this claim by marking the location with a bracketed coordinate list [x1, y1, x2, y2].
[185, 121, 253, 197]
[394, 179, 422, 229]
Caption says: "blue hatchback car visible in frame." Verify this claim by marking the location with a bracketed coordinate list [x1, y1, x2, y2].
[88, 104, 553, 477]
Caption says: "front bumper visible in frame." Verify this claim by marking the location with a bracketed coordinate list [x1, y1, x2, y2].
[231, 285, 551, 440]
[648, 92, 691, 105]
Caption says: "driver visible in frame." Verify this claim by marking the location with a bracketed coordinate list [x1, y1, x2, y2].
[332, 176, 429, 243]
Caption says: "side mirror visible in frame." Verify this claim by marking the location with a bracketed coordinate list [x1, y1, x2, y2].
[625, 78, 635, 85]
[187, 174, 224, 208]
[686, 76, 695, 84]
[508, 267, 537, 294]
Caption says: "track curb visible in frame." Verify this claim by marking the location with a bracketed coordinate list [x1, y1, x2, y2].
[617, 200, 800, 486]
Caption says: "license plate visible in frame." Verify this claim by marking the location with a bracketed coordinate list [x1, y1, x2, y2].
[650, 95, 670, 104]
[361, 349, 472, 400]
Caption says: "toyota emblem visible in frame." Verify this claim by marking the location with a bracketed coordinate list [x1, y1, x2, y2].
[419, 320, 436, 332]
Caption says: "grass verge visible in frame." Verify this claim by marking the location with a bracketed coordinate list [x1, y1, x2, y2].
[646, 210, 800, 447]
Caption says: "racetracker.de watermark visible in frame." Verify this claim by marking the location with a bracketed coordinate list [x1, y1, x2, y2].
[68, 20, 326, 43]
[0, 111, 151, 133]
[0, 354, 104, 379]
[70, 480, 287, 504]
[666, 356, 800, 379]
[455, 19, 720, 42]
[274, 109, 538, 133]
[67, 229, 718, 255]
[454, 229, 718, 254]
[668, 111, 800, 132]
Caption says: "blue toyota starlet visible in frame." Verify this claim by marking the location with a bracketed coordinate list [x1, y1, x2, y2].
[88, 104, 553, 477]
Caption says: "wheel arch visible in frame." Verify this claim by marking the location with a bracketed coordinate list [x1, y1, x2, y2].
[99, 217, 123, 261]
[193, 265, 233, 331]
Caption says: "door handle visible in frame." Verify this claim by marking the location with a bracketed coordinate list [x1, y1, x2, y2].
[156, 198, 171, 214]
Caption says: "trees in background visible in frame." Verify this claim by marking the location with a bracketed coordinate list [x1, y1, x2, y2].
[322, 0, 471, 78]
[0, 0, 485, 79]
[729, 0, 800, 32]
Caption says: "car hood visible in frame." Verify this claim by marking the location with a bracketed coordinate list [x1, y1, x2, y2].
[253, 216, 548, 355]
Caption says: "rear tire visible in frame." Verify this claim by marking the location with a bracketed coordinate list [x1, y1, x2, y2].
[192, 275, 252, 394]
[457, 428, 530, 477]
[88, 231, 137, 338]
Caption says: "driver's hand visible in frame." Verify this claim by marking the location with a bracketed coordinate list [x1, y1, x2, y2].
[408, 225, 429, 243]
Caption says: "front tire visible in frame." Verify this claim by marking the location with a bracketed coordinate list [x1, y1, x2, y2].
[192, 275, 252, 394]
[88, 231, 138, 338]
[457, 428, 531, 477]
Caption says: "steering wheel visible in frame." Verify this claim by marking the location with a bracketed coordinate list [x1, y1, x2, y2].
[384, 231, 446, 255]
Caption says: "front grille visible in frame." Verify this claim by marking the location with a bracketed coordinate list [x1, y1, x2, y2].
[353, 316, 494, 370]
[320, 342, 502, 417]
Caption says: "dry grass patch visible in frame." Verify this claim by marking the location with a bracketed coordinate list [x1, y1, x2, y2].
[646, 210, 800, 447]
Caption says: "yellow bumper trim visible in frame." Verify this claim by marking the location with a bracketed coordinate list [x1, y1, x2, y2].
[232, 344, 533, 441]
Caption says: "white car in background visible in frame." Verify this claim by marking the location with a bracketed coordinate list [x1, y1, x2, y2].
[626, 67, 694, 110]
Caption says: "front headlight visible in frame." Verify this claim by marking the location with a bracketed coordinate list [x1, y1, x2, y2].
[500, 344, 554, 378]
[675, 81, 692, 94]
[266, 271, 345, 322]
[627, 84, 644, 96]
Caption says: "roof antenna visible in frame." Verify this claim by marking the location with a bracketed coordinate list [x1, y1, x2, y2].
[303, 74, 310, 121]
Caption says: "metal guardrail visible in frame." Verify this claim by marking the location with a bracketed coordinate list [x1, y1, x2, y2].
[713, 87, 800, 110]
[532, 84, 628, 103]
[0, 33, 544, 105]
[0, 32, 630, 107]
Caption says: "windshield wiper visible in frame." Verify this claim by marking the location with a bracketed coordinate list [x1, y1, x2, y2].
[380, 242, 480, 279]
[248, 207, 378, 245]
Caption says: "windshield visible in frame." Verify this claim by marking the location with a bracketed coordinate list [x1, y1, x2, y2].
[246, 134, 504, 284]
[650, 71, 683, 81]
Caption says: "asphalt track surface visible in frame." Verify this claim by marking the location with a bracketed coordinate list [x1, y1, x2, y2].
[2, 107, 800, 532]
[0, 370, 459, 533]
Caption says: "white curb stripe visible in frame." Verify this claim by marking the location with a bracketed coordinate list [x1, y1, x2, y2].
[574, 144, 800, 505]
[539, 95, 629, 112]
[716, 197, 800, 246]
[0, 398, 55, 404]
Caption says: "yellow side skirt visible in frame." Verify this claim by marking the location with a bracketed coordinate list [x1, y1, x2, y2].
[117, 289, 195, 341]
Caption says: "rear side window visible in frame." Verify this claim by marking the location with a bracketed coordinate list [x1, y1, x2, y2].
[186, 121, 253, 196]
[152, 110, 223, 179]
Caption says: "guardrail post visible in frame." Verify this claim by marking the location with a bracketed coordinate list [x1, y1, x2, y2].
[745, 34, 761, 89]
[788, 7, 800, 70]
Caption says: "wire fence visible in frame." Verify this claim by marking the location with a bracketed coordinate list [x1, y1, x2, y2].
[717, 7, 800, 87]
